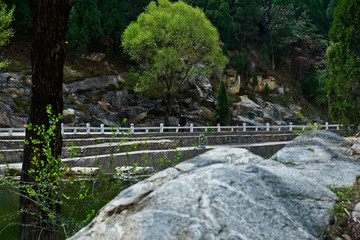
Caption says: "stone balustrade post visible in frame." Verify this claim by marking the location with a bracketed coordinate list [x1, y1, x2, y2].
[86, 123, 90, 134]
[160, 123, 164, 133]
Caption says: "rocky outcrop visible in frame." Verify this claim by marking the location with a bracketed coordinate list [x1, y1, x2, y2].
[0, 71, 320, 128]
[69, 131, 360, 240]
[63, 74, 126, 93]
[274, 131, 360, 186]
[0, 73, 30, 127]
[226, 75, 241, 94]
[232, 95, 306, 125]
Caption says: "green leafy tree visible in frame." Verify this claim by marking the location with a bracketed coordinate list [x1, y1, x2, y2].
[0, 0, 14, 70]
[274, 0, 330, 34]
[4, 0, 30, 29]
[122, 0, 227, 125]
[230, 51, 247, 75]
[326, 0, 360, 130]
[232, 0, 263, 46]
[262, 3, 305, 70]
[302, 64, 319, 101]
[101, 0, 129, 53]
[213, 80, 230, 125]
[204, 0, 235, 45]
[67, 0, 103, 54]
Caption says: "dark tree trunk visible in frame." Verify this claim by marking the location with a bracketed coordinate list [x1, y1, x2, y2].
[19, 1, 73, 240]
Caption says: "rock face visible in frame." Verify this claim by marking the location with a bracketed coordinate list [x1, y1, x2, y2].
[69, 131, 360, 240]
[273, 131, 360, 186]
[232, 95, 306, 125]
[0, 71, 322, 127]
[63, 74, 125, 93]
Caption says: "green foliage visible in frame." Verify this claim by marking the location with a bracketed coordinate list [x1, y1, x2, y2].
[326, 0, 360, 131]
[67, 0, 103, 54]
[270, 156, 297, 166]
[0, 105, 130, 238]
[324, 183, 360, 239]
[4, 0, 30, 29]
[260, 42, 270, 70]
[122, 0, 227, 116]
[230, 51, 247, 75]
[302, 64, 319, 101]
[232, 0, 263, 46]
[0, 0, 14, 71]
[66, 0, 151, 54]
[316, 66, 330, 105]
[326, 0, 338, 25]
[204, 0, 235, 45]
[212, 80, 230, 125]
[263, 3, 306, 70]
[252, 71, 258, 87]
[264, 82, 270, 97]
[292, 111, 321, 134]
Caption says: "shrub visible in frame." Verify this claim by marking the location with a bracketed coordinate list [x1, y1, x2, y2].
[230, 51, 247, 75]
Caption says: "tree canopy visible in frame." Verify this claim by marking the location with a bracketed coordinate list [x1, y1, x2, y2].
[122, 0, 227, 124]
[326, 0, 360, 130]
[0, 0, 14, 70]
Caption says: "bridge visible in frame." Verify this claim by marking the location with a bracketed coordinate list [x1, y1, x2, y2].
[0, 123, 343, 178]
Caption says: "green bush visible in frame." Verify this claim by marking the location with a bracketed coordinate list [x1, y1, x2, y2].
[230, 51, 247, 75]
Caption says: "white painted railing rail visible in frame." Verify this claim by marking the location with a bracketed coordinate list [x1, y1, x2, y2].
[0, 122, 342, 136]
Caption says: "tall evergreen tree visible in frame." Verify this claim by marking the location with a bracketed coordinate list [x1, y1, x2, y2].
[213, 80, 230, 125]
[67, 0, 103, 53]
[302, 64, 319, 101]
[326, 0, 360, 130]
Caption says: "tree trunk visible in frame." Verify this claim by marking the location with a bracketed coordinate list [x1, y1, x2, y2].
[163, 93, 174, 127]
[19, 1, 73, 240]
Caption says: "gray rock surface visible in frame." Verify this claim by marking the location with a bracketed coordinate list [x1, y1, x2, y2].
[69, 131, 360, 240]
[63, 74, 125, 93]
[273, 131, 360, 186]
[232, 95, 308, 125]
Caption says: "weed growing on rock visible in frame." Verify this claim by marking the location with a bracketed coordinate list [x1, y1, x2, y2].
[324, 181, 360, 239]
[292, 111, 321, 134]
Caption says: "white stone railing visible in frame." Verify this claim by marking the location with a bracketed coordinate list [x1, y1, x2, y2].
[0, 122, 342, 136]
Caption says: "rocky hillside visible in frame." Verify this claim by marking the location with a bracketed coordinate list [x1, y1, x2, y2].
[0, 37, 325, 128]
[0, 69, 313, 128]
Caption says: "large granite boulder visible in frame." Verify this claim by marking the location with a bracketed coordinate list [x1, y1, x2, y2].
[69, 131, 360, 240]
[273, 131, 360, 186]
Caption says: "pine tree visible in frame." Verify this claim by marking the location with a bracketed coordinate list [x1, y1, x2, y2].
[264, 82, 270, 97]
[252, 71, 258, 87]
[327, 0, 360, 130]
[302, 64, 319, 101]
[213, 80, 230, 125]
